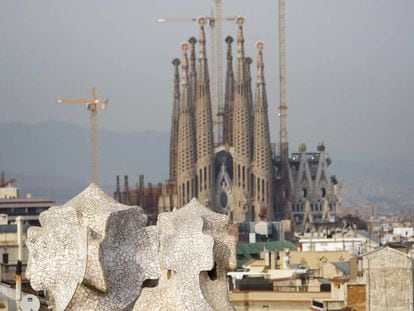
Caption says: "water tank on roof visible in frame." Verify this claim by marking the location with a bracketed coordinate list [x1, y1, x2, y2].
[0, 214, 8, 225]
[21, 294, 40, 311]
[249, 232, 256, 243]
[255, 221, 271, 236]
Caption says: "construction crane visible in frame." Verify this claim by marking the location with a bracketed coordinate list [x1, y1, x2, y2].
[279, 0, 288, 148]
[156, 0, 237, 145]
[57, 87, 108, 185]
[278, 0, 292, 219]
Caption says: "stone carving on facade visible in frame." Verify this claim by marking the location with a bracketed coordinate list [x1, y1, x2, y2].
[26, 185, 236, 311]
[334, 180, 343, 211]
[214, 163, 233, 215]
[302, 198, 314, 234]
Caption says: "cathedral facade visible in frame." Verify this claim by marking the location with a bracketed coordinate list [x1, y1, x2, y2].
[159, 17, 341, 226]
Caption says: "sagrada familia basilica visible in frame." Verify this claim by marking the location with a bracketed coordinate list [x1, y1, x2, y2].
[24, 13, 345, 311]
[158, 17, 342, 226]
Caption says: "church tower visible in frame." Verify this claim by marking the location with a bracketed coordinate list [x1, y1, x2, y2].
[251, 41, 274, 221]
[245, 56, 254, 158]
[157, 12, 343, 227]
[223, 36, 235, 146]
[231, 17, 253, 222]
[176, 42, 197, 207]
[188, 36, 197, 111]
[194, 17, 214, 206]
[169, 58, 180, 183]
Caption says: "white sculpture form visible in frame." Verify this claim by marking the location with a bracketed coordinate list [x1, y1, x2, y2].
[135, 198, 237, 310]
[26, 185, 236, 311]
[26, 184, 159, 311]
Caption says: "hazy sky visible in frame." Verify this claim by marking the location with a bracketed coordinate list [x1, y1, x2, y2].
[1, 0, 413, 162]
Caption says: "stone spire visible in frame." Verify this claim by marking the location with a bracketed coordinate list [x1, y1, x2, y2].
[188, 37, 197, 107]
[194, 16, 214, 206]
[235, 17, 247, 82]
[176, 42, 197, 207]
[169, 58, 180, 183]
[232, 17, 253, 222]
[251, 41, 274, 221]
[223, 36, 235, 146]
[245, 56, 254, 157]
[196, 17, 209, 82]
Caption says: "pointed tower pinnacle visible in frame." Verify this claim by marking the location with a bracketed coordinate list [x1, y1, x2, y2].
[232, 16, 253, 222]
[245, 56, 254, 158]
[176, 42, 197, 207]
[194, 16, 214, 207]
[223, 36, 235, 146]
[235, 17, 247, 81]
[197, 17, 209, 81]
[188, 37, 197, 107]
[256, 41, 265, 82]
[169, 58, 181, 183]
[252, 41, 274, 221]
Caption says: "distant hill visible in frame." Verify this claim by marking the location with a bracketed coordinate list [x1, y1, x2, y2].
[1, 121, 413, 212]
[331, 159, 414, 213]
[0, 121, 169, 202]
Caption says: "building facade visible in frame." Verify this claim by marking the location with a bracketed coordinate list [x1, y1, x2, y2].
[159, 18, 341, 225]
[160, 18, 275, 223]
[360, 247, 414, 311]
[285, 143, 341, 226]
[0, 174, 55, 226]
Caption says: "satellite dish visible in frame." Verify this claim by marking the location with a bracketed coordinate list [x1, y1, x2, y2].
[21, 294, 40, 311]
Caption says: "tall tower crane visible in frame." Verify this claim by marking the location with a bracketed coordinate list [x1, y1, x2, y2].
[156, 0, 236, 145]
[57, 87, 108, 185]
[278, 0, 292, 218]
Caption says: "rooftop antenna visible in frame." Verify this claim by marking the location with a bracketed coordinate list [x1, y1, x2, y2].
[57, 87, 108, 185]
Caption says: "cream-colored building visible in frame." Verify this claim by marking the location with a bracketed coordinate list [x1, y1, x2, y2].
[0, 186, 18, 200]
[229, 250, 358, 310]
[0, 223, 28, 282]
[360, 247, 414, 311]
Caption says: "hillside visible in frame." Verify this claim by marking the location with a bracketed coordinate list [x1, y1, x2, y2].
[1, 121, 413, 212]
[0, 121, 169, 202]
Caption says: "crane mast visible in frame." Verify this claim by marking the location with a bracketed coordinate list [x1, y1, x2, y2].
[57, 87, 108, 185]
[279, 0, 287, 148]
[278, 0, 291, 218]
[90, 88, 99, 185]
[211, 0, 224, 144]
